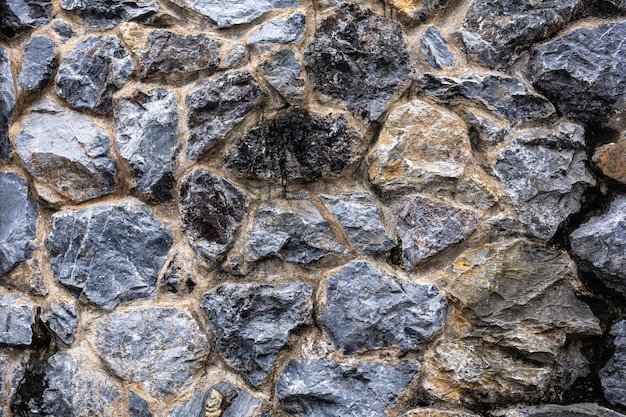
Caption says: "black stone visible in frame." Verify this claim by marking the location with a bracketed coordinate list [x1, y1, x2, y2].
[0, 0, 52, 37]
[19, 36, 57, 92]
[130, 391, 152, 417]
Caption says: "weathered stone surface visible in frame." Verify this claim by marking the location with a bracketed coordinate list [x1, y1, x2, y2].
[0, 172, 37, 276]
[594, 135, 626, 184]
[0, 47, 14, 160]
[95, 307, 209, 396]
[419, 27, 455, 69]
[114, 88, 179, 202]
[130, 391, 152, 417]
[367, 100, 471, 195]
[0, 294, 34, 346]
[0, 0, 52, 37]
[277, 358, 419, 417]
[263, 49, 305, 102]
[464, 110, 508, 144]
[53, 20, 75, 42]
[0, 351, 29, 412]
[180, 170, 247, 267]
[247, 199, 346, 264]
[15, 99, 117, 204]
[202, 281, 312, 385]
[61, 0, 158, 28]
[385, 0, 448, 21]
[492, 403, 626, 417]
[227, 109, 364, 182]
[394, 195, 478, 269]
[320, 193, 395, 255]
[226, 44, 246, 66]
[321, 261, 446, 353]
[168, 389, 207, 417]
[494, 122, 595, 240]
[304, 4, 411, 123]
[407, 409, 480, 417]
[600, 321, 626, 407]
[528, 20, 626, 125]
[18, 36, 57, 92]
[186, 71, 262, 160]
[570, 196, 626, 296]
[55, 36, 133, 114]
[248, 12, 305, 45]
[45, 199, 172, 310]
[169, 384, 261, 417]
[42, 301, 77, 345]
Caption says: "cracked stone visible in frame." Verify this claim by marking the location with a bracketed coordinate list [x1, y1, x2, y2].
[42, 301, 77, 345]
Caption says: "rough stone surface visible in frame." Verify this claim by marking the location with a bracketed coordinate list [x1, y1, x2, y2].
[407, 409, 480, 417]
[0, 47, 14, 160]
[18, 36, 57, 92]
[0, 0, 52, 37]
[55, 36, 133, 114]
[493, 403, 626, 417]
[419, 27, 455, 69]
[263, 49, 305, 102]
[464, 110, 508, 144]
[186, 71, 262, 161]
[130, 391, 152, 417]
[0, 295, 34, 346]
[15, 99, 117, 204]
[53, 20, 75, 42]
[168, 385, 261, 417]
[226, 109, 364, 182]
[277, 358, 419, 417]
[114, 88, 179, 202]
[45, 199, 172, 310]
[0, 172, 38, 277]
[593, 135, 626, 184]
[304, 4, 412, 123]
[600, 321, 626, 407]
[61, 0, 158, 28]
[42, 301, 77, 345]
[385, 0, 449, 21]
[201, 281, 312, 385]
[248, 12, 305, 45]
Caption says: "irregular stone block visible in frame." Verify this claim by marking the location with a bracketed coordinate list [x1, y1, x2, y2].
[18, 36, 57, 92]
[15, 99, 117, 204]
[130, 391, 152, 417]
[247, 12, 305, 45]
[61, 0, 158, 28]
[407, 409, 480, 417]
[304, 4, 411, 123]
[384, 0, 448, 21]
[0, 351, 29, 411]
[114, 88, 179, 202]
[95, 307, 209, 396]
[169, 385, 261, 417]
[601, 321, 626, 407]
[45, 199, 172, 310]
[0, 172, 37, 277]
[263, 49, 305, 102]
[0, 47, 14, 160]
[53, 20, 75, 42]
[55, 36, 133, 114]
[42, 301, 77, 345]
[0, 295, 34, 346]
[226, 109, 364, 182]
[463, 110, 507, 144]
[594, 135, 626, 184]
[186, 71, 262, 160]
[419, 27, 455, 69]
[321, 261, 446, 353]
[493, 403, 626, 417]
[202, 281, 312, 385]
[0, 0, 52, 37]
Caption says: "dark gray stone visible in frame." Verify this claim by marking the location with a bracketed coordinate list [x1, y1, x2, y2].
[0, 0, 52, 37]
[247, 12, 306, 45]
[186, 71, 262, 161]
[61, 0, 158, 28]
[277, 358, 419, 417]
[226, 109, 364, 182]
[19, 37, 57, 91]
[55, 36, 133, 114]
[304, 4, 412, 123]
[319, 193, 395, 255]
[463, 111, 508, 144]
[601, 321, 626, 407]
[321, 261, 446, 353]
[225, 44, 246, 67]
[0, 295, 34, 346]
[493, 403, 626, 417]
[180, 170, 247, 267]
[247, 199, 346, 264]
[202, 281, 312, 386]
[53, 20, 75, 42]
[130, 391, 152, 417]
[0, 172, 37, 276]
[114, 88, 179, 202]
[15, 99, 117, 204]
[42, 301, 77, 345]
[419, 27, 455, 69]
[45, 199, 172, 310]
[169, 390, 208, 417]
[206, 382, 262, 417]
[263, 49, 305, 102]
[0, 47, 14, 160]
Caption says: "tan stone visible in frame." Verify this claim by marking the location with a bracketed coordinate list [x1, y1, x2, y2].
[386, 0, 447, 21]
[594, 137, 626, 184]
[406, 408, 480, 417]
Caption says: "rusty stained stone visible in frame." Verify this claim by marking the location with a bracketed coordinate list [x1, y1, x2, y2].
[594, 136, 626, 184]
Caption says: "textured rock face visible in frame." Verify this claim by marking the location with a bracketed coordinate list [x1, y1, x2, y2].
[0, 0, 52, 37]
[169, 383, 262, 417]
[601, 321, 626, 407]
[248, 12, 305, 45]
[0, 47, 14, 160]
[42, 301, 77, 345]
[385, 0, 449, 21]
[129, 392, 152, 417]
[0, 295, 34, 346]
[18, 36, 57, 92]
[45, 200, 172, 309]
[61, 0, 157, 28]
[493, 404, 626, 417]
[202, 281, 312, 385]
[263, 49, 305, 102]
[419, 27, 455, 69]
[594, 135, 626, 184]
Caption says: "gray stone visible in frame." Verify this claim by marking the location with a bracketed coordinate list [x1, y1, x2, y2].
[319, 193, 395, 255]
[304, 4, 412, 123]
[277, 358, 419, 417]
[385, 0, 449, 22]
[53, 20, 75, 42]
[130, 391, 152, 417]
[168, 0, 299, 28]
[0, 352, 30, 409]
[0, 0, 52, 37]
[169, 390, 207, 417]
[263, 49, 305, 102]
[15, 99, 117, 204]
[95, 307, 209, 396]
[61, 0, 158, 28]
[42, 301, 77, 345]
[45, 199, 172, 310]
[19, 36, 57, 92]
[114, 88, 179, 202]
[55, 36, 133, 114]
[186, 71, 262, 161]
[180, 170, 247, 267]
[0, 295, 34, 346]
[601, 321, 626, 407]
[225, 44, 246, 66]
[226, 109, 364, 182]
[419, 27, 455, 69]
[495, 122, 595, 240]
[0, 47, 14, 160]
[201, 281, 312, 385]
[247, 12, 305, 45]
[394, 195, 479, 269]
[247, 199, 346, 264]
[321, 261, 446, 353]
[570, 196, 626, 296]
[463, 110, 508, 144]
[208, 382, 262, 417]
[493, 403, 626, 417]
[0, 172, 37, 276]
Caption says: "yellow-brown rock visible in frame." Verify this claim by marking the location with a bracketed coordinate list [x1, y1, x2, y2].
[593, 137, 626, 184]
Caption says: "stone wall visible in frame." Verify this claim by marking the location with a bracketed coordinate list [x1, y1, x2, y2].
[1, 0, 626, 416]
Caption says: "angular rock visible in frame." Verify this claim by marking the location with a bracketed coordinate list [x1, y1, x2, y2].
[201, 281, 312, 385]
[225, 44, 246, 67]
[493, 404, 626, 417]
[53, 20, 75, 42]
[180, 170, 247, 267]
[304, 4, 412, 123]
[95, 307, 209, 396]
[0, 295, 34, 346]
[61, 0, 158, 28]
[570, 196, 626, 296]
[0, 172, 37, 276]
[407, 409, 480, 417]
[186, 71, 262, 160]
[247, 12, 305, 45]
[384, 0, 448, 21]
[0, 47, 14, 160]
[0, 351, 30, 411]
[494, 122, 595, 240]
[463, 110, 508, 144]
[319, 193, 395, 255]
[419, 27, 455, 69]
[247, 199, 346, 264]
[321, 261, 446, 353]
[114, 88, 179, 202]
[42, 301, 77, 345]
[394, 195, 479, 269]
[593, 135, 626, 184]
[18, 36, 57, 92]
[169, 385, 260, 417]
[277, 358, 419, 417]
[226, 109, 364, 182]
[263, 49, 305, 102]
[130, 391, 152, 417]
[55, 36, 133, 114]
[15, 99, 117, 204]
[601, 321, 626, 407]
[45, 199, 172, 310]
[169, 390, 208, 417]
[0, 0, 52, 37]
